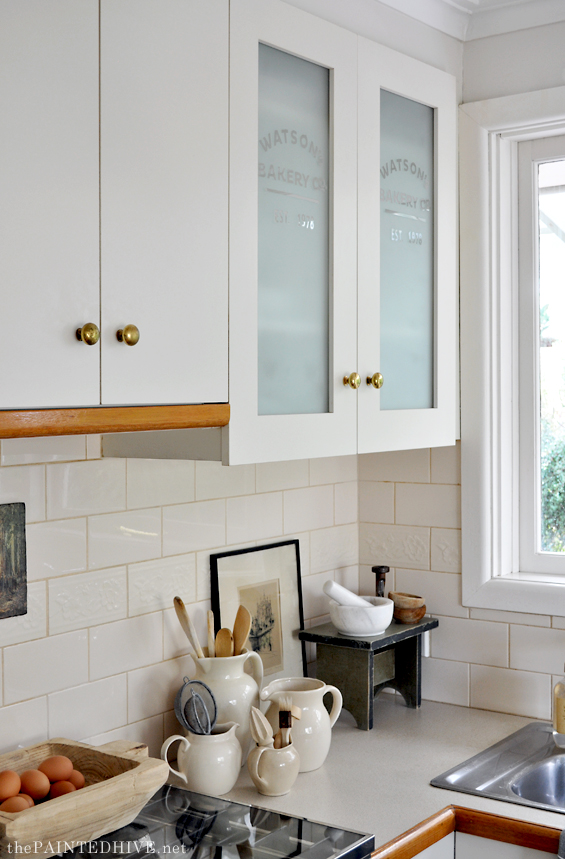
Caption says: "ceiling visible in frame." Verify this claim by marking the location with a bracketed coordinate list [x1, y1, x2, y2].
[376, 0, 565, 40]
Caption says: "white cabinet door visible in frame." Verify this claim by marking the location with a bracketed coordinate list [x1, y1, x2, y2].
[456, 832, 548, 858]
[226, 0, 358, 464]
[357, 38, 458, 453]
[100, 0, 228, 406]
[0, 1, 100, 408]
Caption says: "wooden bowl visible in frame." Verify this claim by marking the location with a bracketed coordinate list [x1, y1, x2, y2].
[0, 738, 168, 856]
[394, 605, 427, 624]
[388, 591, 425, 610]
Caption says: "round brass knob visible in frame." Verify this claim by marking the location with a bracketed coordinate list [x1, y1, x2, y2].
[367, 372, 384, 389]
[343, 372, 361, 390]
[75, 322, 100, 346]
[116, 324, 140, 346]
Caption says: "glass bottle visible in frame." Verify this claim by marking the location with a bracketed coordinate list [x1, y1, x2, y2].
[553, 666, 565, 748]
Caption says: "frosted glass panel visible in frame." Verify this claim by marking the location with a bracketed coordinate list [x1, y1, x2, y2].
[258, 44, 330, 416]
[380, 89, 434, 410]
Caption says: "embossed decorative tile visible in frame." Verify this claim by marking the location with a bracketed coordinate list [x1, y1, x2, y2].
[431, 527, 461, 572]
[360, 522, 430, 570]
[48, 568, 127, 634]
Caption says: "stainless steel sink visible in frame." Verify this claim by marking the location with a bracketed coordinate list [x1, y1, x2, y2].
[431, 721, 565, 814]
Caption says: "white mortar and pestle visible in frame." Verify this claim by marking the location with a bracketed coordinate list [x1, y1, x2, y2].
[323, 580, 393, 637]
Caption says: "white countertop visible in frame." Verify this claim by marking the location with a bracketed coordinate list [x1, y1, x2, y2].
[223, 697, 565, 849]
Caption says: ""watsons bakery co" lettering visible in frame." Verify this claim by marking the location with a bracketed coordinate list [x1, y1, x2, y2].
[380, 158, 429, 190]
[259, 129, 325, 166]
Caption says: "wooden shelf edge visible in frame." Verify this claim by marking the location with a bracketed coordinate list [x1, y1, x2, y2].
[453, 805, 562, 854]
[371, 806, 456, 859]
[0, 404, 230, 439]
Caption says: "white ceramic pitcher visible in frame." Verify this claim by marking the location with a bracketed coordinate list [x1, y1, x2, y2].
[161, 722, 241, 795]
[261, 677, 343, 772]
[247, 742, 300, 796]
[191, 648, 263, 761]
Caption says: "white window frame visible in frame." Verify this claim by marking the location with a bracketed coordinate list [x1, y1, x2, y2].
[460, 85, 565, 616]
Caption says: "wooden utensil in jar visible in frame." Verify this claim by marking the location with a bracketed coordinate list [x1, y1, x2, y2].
[232, 605, 251, 655]
[215, 627, 234, 657]
[173, 596, 204, 658]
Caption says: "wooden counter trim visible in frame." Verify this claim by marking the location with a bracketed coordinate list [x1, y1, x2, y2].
[371, 807, 456, 859]
[453, 805, 562, 854]
[0, 404, 230, 438]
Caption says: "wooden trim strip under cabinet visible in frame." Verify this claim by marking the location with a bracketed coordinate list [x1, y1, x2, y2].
[370, 805, 562, 858]
[0, 404, 230, 439]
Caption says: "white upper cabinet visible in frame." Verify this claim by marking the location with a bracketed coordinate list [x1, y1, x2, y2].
[0, 1, 100, 408]
[227, 0, 359, 464]
[357, 38, 458, 453]
[0, 0, 228, 410]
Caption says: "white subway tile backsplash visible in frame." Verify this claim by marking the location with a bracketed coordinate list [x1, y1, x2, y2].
[395, 569, 468, 618]
[0, 465, 45, 522]
[256, 460, 309, 493]
[358, 481, 394, 524]
[432, 616, 508, 667]
[309, 455, 357, 485]
[47, 459, 126, 519]
[422, 657, 469, 706]
[430, 528, 461, 573]
[431, 443, 460, 484]
[196, 460, 255, 501]
[396, 483, 460, 529]
[128, 656, 193, 722]
[4, 630, 88, 704]
[83, 714, 164, 759]
[334, 565, 360, 594]
[0, 698, 48, 754]
[284, 485, 333, 534]
[163, 499, 225, 556]
[1, 436, 86, 466]
[49, 675, 128, 739]
[360, 523, 429, 570]
[127, 459, 195, 509]
[472, 608, 550, 627]
[0, 581, 46, 646]
[27, 519, 87, 581]
[310, 524, 358, 574]
[302, 571, 336, 620]
[359, 449, 430, 483]
[129, 555, 196, 616]
[86, 435, 102, 459]
[470, 665, 551, 719]
[510, 625, 565, 674]
[195, 543, 253, 604]
[335, 481, 358, 525]
[89, 509, 161, 569]
[90, 614, 163, 679]
[226, 493, 282, 544]
[49, 568, 127, 634]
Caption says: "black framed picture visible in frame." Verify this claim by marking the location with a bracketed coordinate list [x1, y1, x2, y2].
[210, 539, 306, 679]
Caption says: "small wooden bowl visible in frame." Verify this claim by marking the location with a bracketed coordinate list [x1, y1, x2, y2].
[388, 591, 425, 610]
[394, 604, 426, 624]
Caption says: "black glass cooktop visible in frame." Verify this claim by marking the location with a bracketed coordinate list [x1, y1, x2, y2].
[67, 786, 374, 859]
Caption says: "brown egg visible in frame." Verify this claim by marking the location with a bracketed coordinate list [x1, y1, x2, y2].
[19, 770, 50, 800]
[0, 795, 30, 813]
[0, 770, 21, 802]
[18, 794, 35, 807]
[49, 780, 76, 799]
[67, 769, 85, 790]
[38, 756, 73, 783]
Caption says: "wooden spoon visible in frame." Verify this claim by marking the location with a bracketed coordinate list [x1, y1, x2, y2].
[207, 610, 216, 658]
[233, 605, 251, 655]
[215, 627, 234, 657]
[174, 596, 204, 658]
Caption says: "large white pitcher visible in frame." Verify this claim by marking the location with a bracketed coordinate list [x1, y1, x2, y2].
[260, 677, 343, 772]
[191, 648, 263, 761]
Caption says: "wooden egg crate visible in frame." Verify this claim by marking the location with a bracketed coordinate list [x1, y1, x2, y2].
[0, 738, 169, 856]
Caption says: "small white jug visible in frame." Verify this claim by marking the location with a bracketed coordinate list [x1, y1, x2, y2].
[247, 743, 300, 796]
[261, 677, 343, 772]
[161, 722, 241, 795]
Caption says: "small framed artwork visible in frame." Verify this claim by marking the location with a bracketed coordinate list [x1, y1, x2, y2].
[211, 540, 306, 679]
[0, 502, 27, 620]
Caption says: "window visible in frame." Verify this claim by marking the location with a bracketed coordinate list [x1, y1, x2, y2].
[460, 87, 565, 616]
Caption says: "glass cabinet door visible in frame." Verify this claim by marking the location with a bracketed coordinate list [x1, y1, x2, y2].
[357, 38, 457, 453]
[227, 0, 358, 464]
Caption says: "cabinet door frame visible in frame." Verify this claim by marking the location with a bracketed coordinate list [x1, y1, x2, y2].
[226, 0, 358, 464]
[357, 38, 458, 454]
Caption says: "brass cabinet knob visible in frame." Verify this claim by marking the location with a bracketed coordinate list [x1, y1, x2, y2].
[343, 372, 361, 390]
[367, 372, 384, 389]
[76, 322, 100, 346]
[116, 324, 140, 346]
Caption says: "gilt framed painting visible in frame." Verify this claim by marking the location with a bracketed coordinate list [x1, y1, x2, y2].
[210, 540, 306, 679]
